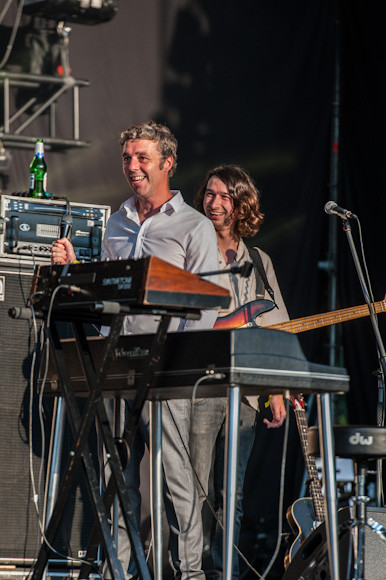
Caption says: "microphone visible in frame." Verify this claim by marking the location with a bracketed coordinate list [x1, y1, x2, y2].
[229, 261, 253, 278]
[59, 200, 73, 240]
[324, 201, 357, 220]
[198, 261, 253, 278]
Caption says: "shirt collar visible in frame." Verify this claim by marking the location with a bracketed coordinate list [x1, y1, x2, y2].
[162, 190, 184, 212]
[217, 239, 248, 267]
[120, 190, 183, 218]
[236, 239, 248, 261]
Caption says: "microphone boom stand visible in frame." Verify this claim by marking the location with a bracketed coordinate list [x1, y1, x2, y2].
[339, 215, 386, 579]
[340, 216, 386, 386]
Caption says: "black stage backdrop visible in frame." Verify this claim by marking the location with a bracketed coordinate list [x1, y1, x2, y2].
[1, 1, 385, 577]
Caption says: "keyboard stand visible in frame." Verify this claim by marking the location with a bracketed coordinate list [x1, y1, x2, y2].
[223, 385, 241, 580]
[32, 304, 193, 580]
[77, 313, 175, 580]
[33, 319, 349, 580]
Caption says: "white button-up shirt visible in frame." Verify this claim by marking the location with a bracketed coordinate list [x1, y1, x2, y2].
[102, 190, 220, 334]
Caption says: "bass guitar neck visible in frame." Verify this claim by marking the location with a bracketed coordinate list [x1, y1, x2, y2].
[284, 395, 325, 568]
[214, 294, 385, 332]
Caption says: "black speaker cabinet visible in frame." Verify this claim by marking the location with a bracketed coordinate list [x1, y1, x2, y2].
[0, 260, 97, 562]
[282, 506, 386, 580]
[363, 506, 386, 580]
[0, 261, 40, 560]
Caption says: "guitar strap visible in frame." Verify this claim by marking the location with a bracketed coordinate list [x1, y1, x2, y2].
[247, 246, 278, 308]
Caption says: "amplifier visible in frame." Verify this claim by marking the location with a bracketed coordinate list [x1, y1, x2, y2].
[0, 195, 110, 264]
[0, 261, 100, 560]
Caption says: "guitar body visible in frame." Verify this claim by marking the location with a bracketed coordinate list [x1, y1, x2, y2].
[285, 497, 318, 566]
[213, 299, 275, 329]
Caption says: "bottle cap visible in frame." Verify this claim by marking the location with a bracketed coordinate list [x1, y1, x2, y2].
[35, 139, 44, 155]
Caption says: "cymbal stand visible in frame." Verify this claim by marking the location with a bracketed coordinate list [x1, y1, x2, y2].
[352, 461, 369, 579]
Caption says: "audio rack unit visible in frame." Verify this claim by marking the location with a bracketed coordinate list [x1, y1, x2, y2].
[0, 194, 110, 264]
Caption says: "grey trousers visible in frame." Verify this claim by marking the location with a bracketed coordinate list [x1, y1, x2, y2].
[105, 399, 205, 580]
[189, 398, 257, 579]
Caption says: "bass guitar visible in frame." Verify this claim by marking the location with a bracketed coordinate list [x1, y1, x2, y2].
[214, 295, 386, 331]
[284, 394, 325, 568]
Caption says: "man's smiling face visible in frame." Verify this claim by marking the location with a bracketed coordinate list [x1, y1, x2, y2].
[203, 176, 235, 231]
[122, 138, 169, 201]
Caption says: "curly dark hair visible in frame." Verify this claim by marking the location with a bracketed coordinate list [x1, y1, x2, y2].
[194, 165, 264, 237]
[119, 120, 178, 176]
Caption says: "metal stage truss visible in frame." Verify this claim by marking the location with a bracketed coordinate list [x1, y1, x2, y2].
[0, 70, 90, 151]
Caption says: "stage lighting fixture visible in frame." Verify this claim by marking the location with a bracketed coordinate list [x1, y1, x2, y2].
[23, 0, 118, 26]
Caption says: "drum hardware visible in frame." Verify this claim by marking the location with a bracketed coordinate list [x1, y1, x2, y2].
[308, 425, 386, 580]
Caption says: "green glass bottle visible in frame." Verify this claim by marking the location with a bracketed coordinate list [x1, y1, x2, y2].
[29, 138, 49, 198]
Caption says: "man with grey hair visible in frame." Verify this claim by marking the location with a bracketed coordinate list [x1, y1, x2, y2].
[52, 120, 219, 579]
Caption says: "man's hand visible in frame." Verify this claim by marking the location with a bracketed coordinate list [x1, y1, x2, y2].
[51, 237, 76, 265]
[263, 394, 287, 429]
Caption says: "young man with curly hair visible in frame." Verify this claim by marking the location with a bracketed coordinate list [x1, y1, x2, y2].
[191, 164, 289, 580]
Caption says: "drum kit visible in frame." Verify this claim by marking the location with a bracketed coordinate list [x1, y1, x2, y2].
[283, 425, 386, 580]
